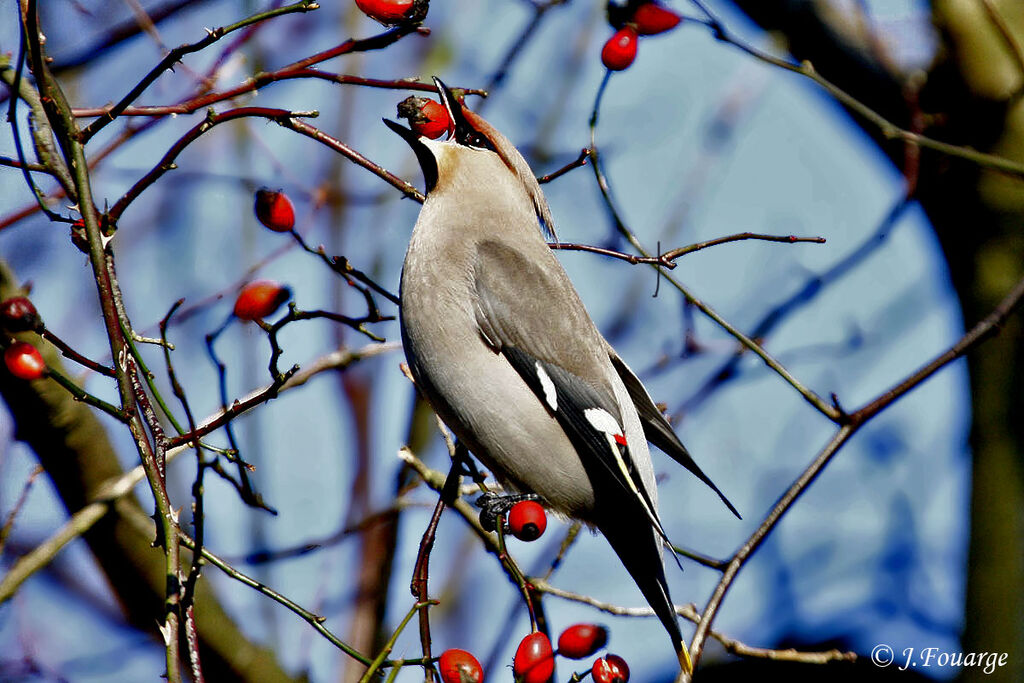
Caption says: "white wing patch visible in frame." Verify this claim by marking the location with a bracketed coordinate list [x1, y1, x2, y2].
[536, 362, 558, 411]
[584, 408, 635, 484]
[584, 408, 668, 541]
[583, 407, 621, 437]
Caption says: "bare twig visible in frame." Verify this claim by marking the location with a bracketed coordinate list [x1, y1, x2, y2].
[0, 342, 398, 605]
[549, 232, 824, 269]
[586, 66, 842, 421]
[688, 269, 1024, 670]
[0, 466, 44, 556]
[537, 147, 590, 184]
[532, 578, 856, 664]
[78, 0, 321, 142]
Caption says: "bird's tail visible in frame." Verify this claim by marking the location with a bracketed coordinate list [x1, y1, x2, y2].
[600, 517, 692, 675]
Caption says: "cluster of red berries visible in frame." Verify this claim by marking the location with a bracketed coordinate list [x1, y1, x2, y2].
[602, 1, 683, 71]
[354, 0, 428, 26]
[436, 623, 629, 683]
[515, 624, 630, 683]
[1, 297, 45, 380]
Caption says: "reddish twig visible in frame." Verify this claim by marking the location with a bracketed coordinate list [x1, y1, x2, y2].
[107, 107, 316, 222]
[410, 493, 448, 683]
[77, 0, 321, 143]
[71, 74, 485, 119]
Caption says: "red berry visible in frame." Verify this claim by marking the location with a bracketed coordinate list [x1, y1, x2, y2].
[513, 632, 554, 683]
[631, 2, 682, 35]
[233, 280, 290, 321]
[397, 96, 451, 140]
[556, 623, 608, 659]
[254, 189, 295, 232]
[355, 0, 418, 24]
[5, 342, 45, 380]
[601, 27, 639, 71]
[508, 500, 547, 542]
[592, 654, 630, 683]
[437, 648, 483, 683]
[0, 297, 41, 332]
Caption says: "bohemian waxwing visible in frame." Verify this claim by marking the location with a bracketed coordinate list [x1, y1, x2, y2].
[386, 78, 739, 676]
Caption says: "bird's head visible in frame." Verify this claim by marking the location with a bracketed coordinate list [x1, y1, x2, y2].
[384, 77, 556, 238]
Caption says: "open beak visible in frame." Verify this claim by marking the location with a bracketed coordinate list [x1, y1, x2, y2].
[383, 116, 438, 194]
[383, 76, 469, 194]
[383, 116, 423, 148]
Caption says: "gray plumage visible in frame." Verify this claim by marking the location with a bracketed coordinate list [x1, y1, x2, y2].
[388, 79, 737, 673]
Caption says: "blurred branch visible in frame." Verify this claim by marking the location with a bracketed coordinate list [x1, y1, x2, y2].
[688, 267, 1024, 671]
[0, 259, 298, 682]
[48, 0, 216, 73]
[176, 531, 378, 668]
[694, 1, 1024, 179]
[484, 0, 569, 95]
[532, 578, 856, 664]
[979, 0, 1024, 102]
[677, 195, 911, 416]
[0, 467, 43, 557]
[586, 68, 843, 422]
[0, 341, 398, 605]
[77, 0, 322, 142]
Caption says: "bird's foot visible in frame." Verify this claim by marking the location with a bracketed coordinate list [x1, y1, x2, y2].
[475, 491, 541, 532]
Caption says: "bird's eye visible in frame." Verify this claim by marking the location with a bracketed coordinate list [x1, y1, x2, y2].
[461, 129, 496, 151]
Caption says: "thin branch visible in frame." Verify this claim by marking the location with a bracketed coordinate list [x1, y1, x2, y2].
[586, 67, 842, 421]
[678, 195, 911, 417]
[688, 268, 1024, 670]
[532, 579, 856, 664]
[107, 107, 318, 222]
[661, 232, 825, 259]
[177, 533, 377, 667]
[0, 342, 398, 604]
[537, 147, 590, 184]
[71, 74, 486, 119]
[850, 271, 1024, 423]
[77, 0, 321, 142]
[549, 232, 824, 268]
[0, 466, 44, 556]
[39, 328, 116, 377]
[167, 341, 398, 449]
